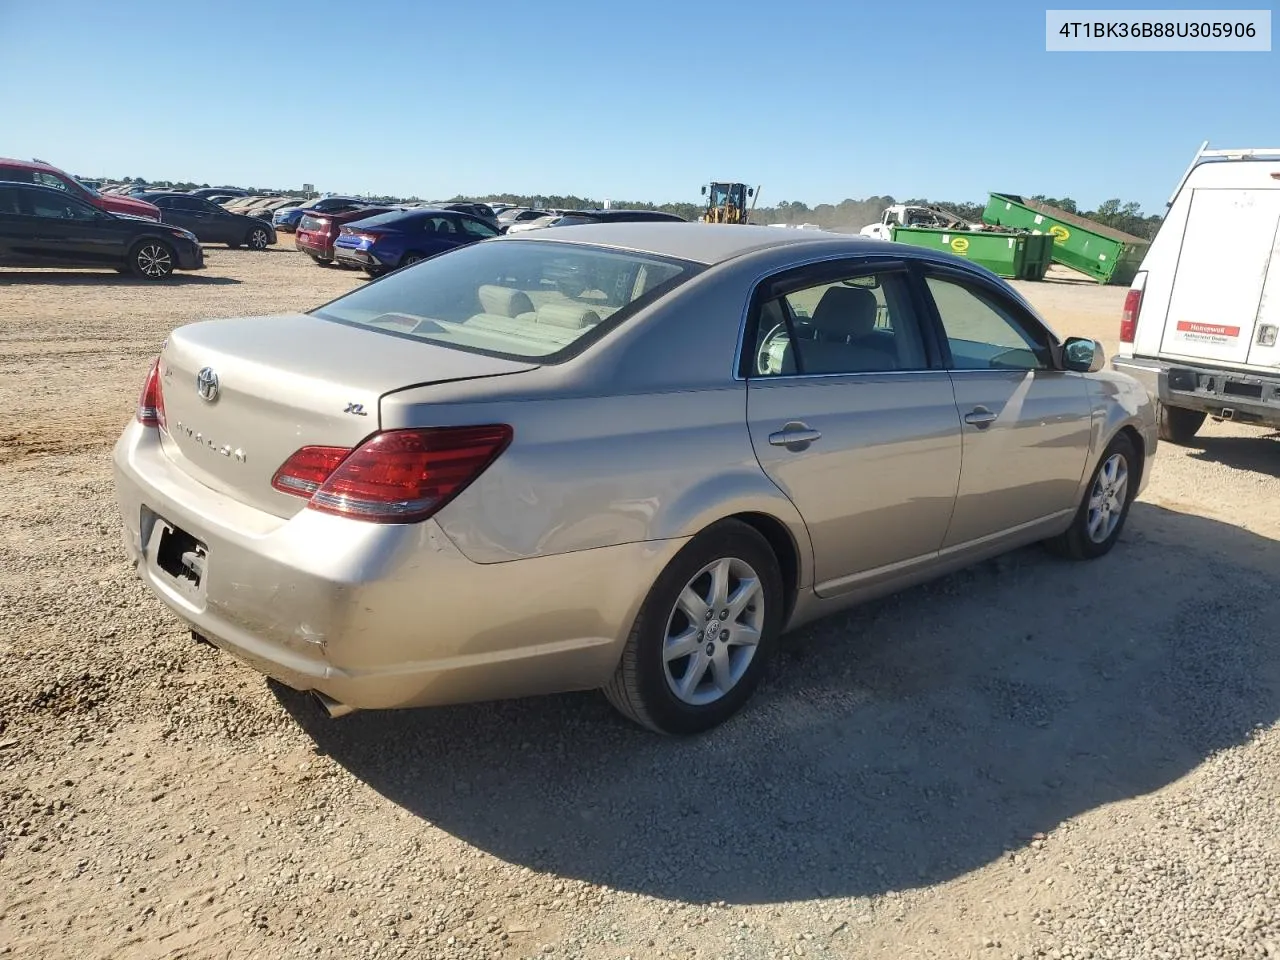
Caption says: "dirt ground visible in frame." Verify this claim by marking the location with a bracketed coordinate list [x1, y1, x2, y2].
[1, 243, 1277, 960]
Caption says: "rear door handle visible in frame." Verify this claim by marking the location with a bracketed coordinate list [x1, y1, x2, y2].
[768, 421, 822, 449]
[964, 406, 998, 428]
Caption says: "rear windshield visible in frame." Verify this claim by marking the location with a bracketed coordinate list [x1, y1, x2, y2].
[311, 238, 698, 362]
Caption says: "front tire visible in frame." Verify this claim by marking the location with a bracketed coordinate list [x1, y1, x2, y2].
[246, 226, 271, 251]
[1046, 433, 1137, 560]
[1157, 403, 1205, 445]
[604, 520, 784, 735]
[129, 240, 175, 280]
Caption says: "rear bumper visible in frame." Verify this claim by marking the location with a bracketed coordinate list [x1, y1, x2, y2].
[112, 421, 679, 711]
[334, 246, 375, 268]
[295, 234, 333, 259]
[1113, 355, 1280, 427]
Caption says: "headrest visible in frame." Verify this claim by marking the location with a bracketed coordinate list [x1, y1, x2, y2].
[478, 284, 535, 318]
[536, 302, 602, 330]
[811, 285, 879, 339]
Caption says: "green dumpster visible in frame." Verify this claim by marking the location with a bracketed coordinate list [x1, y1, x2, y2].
[982, 193, 1150, 285]
[889, 225, 1055, 280]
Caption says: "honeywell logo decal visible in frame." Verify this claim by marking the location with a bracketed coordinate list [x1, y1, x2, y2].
[1176, 321, 1241, 344]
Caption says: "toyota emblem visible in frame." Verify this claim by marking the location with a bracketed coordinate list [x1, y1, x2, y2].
[196, 367, 220, 403]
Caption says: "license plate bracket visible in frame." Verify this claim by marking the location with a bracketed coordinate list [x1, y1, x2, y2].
[156, 522, 207, 590]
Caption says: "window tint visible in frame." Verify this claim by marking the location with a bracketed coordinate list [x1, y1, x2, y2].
[33, 172, 70, 192]
[458, 217, 497, 238]
[424, 216, 456, 235]
[0, 166, 36, 185]
[0, 186, 21, 215]
[925, 277, 1051, 371]
[27, 190, 98, 220]
[752, 271, 927, 376]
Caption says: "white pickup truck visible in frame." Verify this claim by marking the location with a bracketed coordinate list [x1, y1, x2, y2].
[1113, 143, 1280, 443]
[858, 204, 971, 240]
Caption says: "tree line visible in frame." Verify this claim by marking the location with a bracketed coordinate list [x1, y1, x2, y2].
[99, 177, 1164, 238]
[469, 193, 1164, 238]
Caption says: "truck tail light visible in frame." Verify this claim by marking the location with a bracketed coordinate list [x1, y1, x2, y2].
[1120, 287, 1142, 344]
[272, 425, 513, 523]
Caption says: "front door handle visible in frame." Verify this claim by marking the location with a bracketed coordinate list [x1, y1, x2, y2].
[964, 406, 998, 428]
[768, 421, 822, 450]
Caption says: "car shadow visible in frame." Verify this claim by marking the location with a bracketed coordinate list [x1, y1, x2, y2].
[0, 271, 240, 286]
[1187, 432, 1280, 477]
[274, 503, 1280, 905]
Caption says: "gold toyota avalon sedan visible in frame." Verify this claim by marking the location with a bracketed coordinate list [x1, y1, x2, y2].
[113, 223, 1157, 734]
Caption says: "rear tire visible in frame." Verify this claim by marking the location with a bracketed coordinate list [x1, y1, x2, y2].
[226, 241, 241, 249]
[1157, 403, 1205, 445]
[364, 267, 385, 279]
[603, 520, 784, 735]
[1046, 432, 1137, 561]
[310, 256, 331, 267]
[400, 251, 425, 268]
[129, 240, 175, 280]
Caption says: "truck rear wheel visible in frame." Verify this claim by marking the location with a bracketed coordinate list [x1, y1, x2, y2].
[1157, 403, 1205, 445]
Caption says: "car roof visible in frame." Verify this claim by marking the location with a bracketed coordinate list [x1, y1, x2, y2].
[0, 157, 58, 172]
[499, 222, 909, 266]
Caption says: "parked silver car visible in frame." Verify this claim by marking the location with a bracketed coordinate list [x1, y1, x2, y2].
[113, 224, 1157, 734]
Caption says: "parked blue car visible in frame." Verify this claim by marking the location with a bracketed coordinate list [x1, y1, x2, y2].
[332, 208, 500, 276]
[272, 196, 366, 233]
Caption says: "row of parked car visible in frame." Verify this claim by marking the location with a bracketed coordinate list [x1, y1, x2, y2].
[288, 199, 687, 276]
[0, 155, 690, 280]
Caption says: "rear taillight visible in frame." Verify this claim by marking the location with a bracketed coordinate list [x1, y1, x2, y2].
[272, 425, 513, 523]
[271, 446, 351, 497]
[1120, 287, 1142, 344]
[136, 356, 166, 429]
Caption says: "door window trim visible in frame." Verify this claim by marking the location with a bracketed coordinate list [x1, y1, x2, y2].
[916, 264, 1064, 372]
[736, 256, 946, 380]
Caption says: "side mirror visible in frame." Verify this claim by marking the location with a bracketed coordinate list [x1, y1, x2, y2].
[748, 188, 755, 197]
[1062, 336, 1105, 373]
[700, 185, 707, 196]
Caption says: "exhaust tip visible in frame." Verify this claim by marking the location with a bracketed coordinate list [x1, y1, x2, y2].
[311, 690, 357, 719]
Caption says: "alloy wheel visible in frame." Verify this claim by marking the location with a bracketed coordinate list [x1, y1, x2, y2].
[1087, 453, 1129, 543]
[662, 557, 764, 706]
[136, 244, 172, 278]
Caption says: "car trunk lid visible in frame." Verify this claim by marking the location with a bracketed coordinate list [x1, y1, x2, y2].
[157, 313, 538, 518]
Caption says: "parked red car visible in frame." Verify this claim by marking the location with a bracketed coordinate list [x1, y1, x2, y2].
[295, 205, 394, 265]
[0, 158, 161, 221]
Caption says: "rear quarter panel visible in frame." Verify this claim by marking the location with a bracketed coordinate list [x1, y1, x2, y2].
[381, 255, 816, 586]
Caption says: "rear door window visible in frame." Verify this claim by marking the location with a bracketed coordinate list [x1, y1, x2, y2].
[751, 270, 928, 376]
[0, 166, 36, 185]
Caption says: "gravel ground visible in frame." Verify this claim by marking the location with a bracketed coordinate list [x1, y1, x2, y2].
[1, 246, 1277, 959]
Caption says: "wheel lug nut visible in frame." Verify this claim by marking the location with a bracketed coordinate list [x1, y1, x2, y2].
[704, 610, 713, 621]
[719, 609, 729, 619]
[720, 629, 730, 641]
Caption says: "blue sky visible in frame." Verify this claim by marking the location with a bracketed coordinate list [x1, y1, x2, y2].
[0, 0, 1274, 213]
